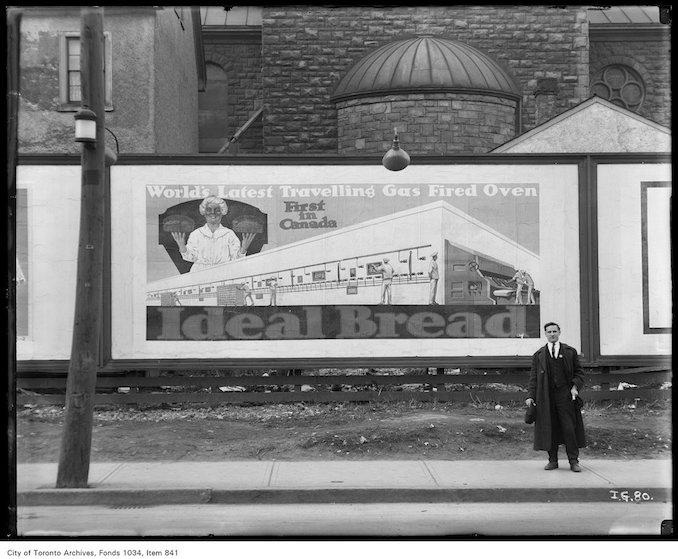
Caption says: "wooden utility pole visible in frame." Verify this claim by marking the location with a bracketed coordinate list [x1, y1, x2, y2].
[7, 7, 22, 533]
[56, 7, 106, 488]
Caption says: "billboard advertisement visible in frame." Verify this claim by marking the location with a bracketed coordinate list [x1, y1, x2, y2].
[109, 163, 582, 362]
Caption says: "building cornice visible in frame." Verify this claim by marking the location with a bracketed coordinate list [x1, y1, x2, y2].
[17, 153, 672, 166]
[202, 27, 262, 44]
[590, 25, 670, 42]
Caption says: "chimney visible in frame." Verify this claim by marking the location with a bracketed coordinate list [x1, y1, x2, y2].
[534, 78, 559, 126]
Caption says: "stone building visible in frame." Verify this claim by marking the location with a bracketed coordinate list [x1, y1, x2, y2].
[201, 5, 670, 155]
[16, 5, 671, 156]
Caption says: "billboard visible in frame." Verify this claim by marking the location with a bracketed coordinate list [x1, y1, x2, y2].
[110, 163, 581, 362]
[16, 158, 668, 367]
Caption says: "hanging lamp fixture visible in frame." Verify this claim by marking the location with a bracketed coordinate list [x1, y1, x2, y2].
[382, 128, 410, 171]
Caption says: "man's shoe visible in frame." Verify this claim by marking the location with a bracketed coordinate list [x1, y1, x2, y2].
[544, 462, 558, 470]
[569, 462, 582, 472]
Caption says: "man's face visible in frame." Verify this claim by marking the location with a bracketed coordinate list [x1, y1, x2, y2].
[545, 325, 561, 343]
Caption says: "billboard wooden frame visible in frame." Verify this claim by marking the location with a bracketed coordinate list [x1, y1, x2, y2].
[15, 152, 671, 373]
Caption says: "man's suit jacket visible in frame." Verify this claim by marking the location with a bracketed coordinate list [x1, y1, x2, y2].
[528, 343, 585, 401]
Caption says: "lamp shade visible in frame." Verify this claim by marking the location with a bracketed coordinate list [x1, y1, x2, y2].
[382, 129, 410, 171]
[74, 108, 97, 143]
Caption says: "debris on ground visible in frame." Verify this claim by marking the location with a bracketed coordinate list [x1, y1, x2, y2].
[16, 400, 671, 463]
[616, 382, 638, 391]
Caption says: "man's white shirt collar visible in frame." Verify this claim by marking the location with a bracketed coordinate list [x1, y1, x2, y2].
[549, 342, 560, 357]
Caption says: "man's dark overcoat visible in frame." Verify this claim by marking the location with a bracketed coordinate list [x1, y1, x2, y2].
[527, 343, 586, 451]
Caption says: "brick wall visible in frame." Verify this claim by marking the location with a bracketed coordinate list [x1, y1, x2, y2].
[337, 94, 517, 155]
[590, 38, 671, 127]
[261, 6, 589, 154]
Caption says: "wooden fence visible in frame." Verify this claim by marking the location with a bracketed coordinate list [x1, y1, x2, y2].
[16, 366, 671, 407]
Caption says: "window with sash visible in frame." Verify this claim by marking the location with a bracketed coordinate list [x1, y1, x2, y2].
[59, 32, 113, 110]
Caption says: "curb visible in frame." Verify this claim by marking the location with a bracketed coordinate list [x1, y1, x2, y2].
[18, 488, 212, 507]
[18, 486, 672, 507]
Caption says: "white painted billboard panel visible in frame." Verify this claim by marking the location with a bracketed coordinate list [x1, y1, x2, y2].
[15, 166, 81, 360]
[597, 164, 672, 356]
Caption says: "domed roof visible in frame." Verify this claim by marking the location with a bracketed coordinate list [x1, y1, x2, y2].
[331, 36, 520, 101]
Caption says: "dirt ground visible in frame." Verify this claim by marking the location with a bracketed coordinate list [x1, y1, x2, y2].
[16, 398, 671, 462]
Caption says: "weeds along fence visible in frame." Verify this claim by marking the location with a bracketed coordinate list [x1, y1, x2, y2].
[16, 366, 671, 407]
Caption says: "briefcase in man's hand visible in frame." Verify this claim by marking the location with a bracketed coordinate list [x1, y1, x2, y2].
[525, 403, 537, 424]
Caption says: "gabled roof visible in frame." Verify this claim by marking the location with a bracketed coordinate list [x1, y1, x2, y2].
[492, 96, 671, 153]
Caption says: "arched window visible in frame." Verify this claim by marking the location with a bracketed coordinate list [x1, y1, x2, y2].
[591, 64, 646, 112]
[198, 62, 229, 153]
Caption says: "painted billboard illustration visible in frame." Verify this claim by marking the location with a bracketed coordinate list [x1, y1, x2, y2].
[145, 180, 542, 340]
[16, 187, 29, 339]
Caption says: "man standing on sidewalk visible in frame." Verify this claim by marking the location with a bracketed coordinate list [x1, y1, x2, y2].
[526, 322, 586, 472]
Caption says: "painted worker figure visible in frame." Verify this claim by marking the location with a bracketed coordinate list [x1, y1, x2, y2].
[526, 322, 586, 472]
[511, 269, 535, 304]
[268, 279, 278, 306]
[375, 257, 395, 304]
[237, 282, 254, 306]
[428, 252, 439, 304]
[16, 257, 26, 284]
[171, 196, 256, 272]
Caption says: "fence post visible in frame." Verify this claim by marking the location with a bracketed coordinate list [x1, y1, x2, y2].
[601, 366, 611, 394]
[427, 367, 445, 392]
[435, 367, 445, 392]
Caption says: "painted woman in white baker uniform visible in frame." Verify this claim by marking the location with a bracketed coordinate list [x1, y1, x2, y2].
[170, 196, 255, 272]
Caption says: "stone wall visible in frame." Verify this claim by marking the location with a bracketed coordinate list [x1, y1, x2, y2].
[261, 5, 589, 154]
[203, 35, 264, 153]
[590, 36, 671, 127]
[337, 94, 517, 155]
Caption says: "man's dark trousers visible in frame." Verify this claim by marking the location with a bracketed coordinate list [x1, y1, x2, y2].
[548, 383, 579, 462]
[547, 351, 579, 463]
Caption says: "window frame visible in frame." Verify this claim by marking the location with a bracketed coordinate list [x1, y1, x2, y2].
[58, 31, 113, 111]
[590, 62, 647, 113]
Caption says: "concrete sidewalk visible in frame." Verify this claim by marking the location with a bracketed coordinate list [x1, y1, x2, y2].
[17, 459, 673, 506]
